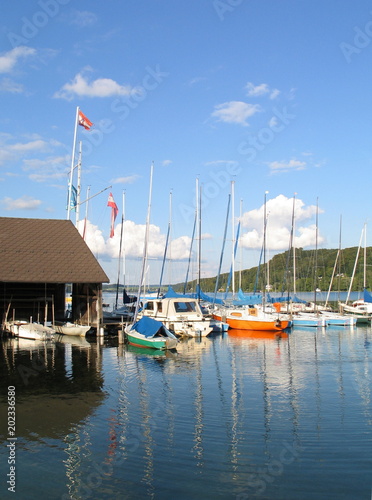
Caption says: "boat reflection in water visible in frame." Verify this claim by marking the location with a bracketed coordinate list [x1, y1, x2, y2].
[0, 324, 370, 499]
[126, 343, 178, 359]
[228, 328, 289, 340]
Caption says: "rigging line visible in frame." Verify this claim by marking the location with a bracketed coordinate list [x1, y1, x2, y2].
[214, 194, 231, 304]
[115, 191, 125, 310]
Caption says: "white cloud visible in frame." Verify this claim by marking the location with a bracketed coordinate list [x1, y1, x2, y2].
[0, 78, 24, 93]
[188, 76, 207, 86]
[169, 236, 192, 260]
[78, 218, 192, 262]
[54, 70, 140, 100]
[10, 139, 49, 153]
[0, 136, 55, 167]
[70, 10, 98, 27]
[246, 82, 269, 97]
[211, 101, 261, 126]
[77, 219, 106, 255]
[245, 82, 280, 99]
[268, 158, 306, 174]
[239, 194, 323, 251]
[269, 88, 280, 99]
[1, 196, 42, 211]
[112, 175, 139, 184]
[0, 46, 36, 74]
[0, 134, 69, 184]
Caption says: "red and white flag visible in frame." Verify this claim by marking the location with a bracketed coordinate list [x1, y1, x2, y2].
[78, 110, 93, 130]
[107, 192, 118, 238]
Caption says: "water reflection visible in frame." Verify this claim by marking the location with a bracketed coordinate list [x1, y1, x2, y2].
[0, 325, 370, 499]
[0, 337, 105, 441]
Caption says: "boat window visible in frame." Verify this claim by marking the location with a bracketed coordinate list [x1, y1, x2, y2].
[157, 302, 163, 312]
[145, 302, 154, 311]
[174, 301, 197, 313]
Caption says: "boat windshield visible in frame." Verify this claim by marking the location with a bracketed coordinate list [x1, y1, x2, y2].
[174, 301, 197, 313]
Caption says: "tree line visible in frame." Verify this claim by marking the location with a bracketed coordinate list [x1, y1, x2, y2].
[104, 246, 371, 294]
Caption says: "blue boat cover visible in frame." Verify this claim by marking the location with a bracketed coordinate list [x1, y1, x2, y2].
[266, 294, 307, 304]
[363, 288, 372, 303]
[232, 288, 262, 305]
[194, 285, 224, 305]
[132, 316, 165, 338]
[163, 285, 225, 305]
[163, 286, 182, 298]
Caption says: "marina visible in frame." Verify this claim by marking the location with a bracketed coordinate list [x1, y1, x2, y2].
[0, 321, 370, 499]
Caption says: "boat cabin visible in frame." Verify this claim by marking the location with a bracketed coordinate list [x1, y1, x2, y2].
[142, 297, 204, 319]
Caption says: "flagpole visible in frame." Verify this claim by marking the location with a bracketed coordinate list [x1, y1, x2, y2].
[76, 140, 82, 227]
[82, 185, 90, 240]
[67, 106, 79, 220]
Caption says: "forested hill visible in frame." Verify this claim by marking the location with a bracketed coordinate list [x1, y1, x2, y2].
[103, 246, 372, 294]
[174, 246, 372, 294]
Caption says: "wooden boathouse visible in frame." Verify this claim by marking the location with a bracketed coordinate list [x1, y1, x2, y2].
[0, 217, 109, 330]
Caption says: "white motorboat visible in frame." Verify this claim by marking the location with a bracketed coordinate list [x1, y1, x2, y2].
[139, 297, 213, 337]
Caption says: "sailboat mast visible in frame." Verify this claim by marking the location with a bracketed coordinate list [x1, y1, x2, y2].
[115, 191, 125, 310]
[324, 219, 341, 307]
[198, 182, 202, 300]
[168, 190, 173, 286]
[263, 191, 268, 307]
[292, 193, 297, 296]
[313, 197, 319, 310]
[133, 163, 154, 322]
[363, 222, 367, 290]
[346, 224, 364, 304]
[214, 194, 231, 302]
[325, 215, 342, 307]
[158, 191, 172, 297]
[184, 209, 196, 295]
[231, 180, 235, 298]
[239, 198, 243, 291]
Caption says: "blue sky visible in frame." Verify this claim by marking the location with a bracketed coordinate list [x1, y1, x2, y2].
[1, 1, 372, 286]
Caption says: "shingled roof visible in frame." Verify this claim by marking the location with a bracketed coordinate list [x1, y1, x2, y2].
[0, 217, 109, 283]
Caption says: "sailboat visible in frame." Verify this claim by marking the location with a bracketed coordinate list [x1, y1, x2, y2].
[126, 315, 178, 350]
[125, 164, 178, 350]
[213, 189, 290, 332]
[279, 195, 326, 328]
[4, 320, 55, 341]
[52, 322, 92, 337]
[139, 180, 213, 338]
[339, 223, 372, 323]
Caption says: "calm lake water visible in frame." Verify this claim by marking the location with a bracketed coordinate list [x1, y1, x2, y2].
[0, 324, 371, 499]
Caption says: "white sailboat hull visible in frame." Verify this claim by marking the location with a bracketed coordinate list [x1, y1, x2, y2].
[53, 322, 91, 337]
[4, 321, 55, 341]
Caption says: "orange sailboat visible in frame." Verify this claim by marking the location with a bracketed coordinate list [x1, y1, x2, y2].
[213, 304, 290, 332]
